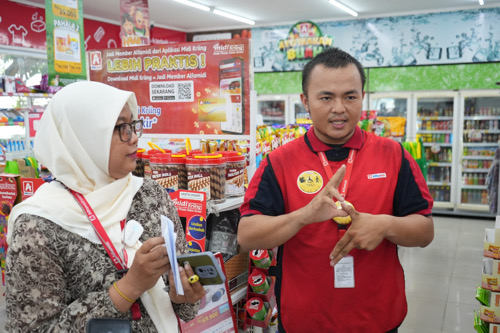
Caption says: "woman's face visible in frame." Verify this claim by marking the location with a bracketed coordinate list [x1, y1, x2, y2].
[109, 104, 139, 179]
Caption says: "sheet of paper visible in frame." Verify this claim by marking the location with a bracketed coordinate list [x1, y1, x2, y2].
[161, 215, 184, 295]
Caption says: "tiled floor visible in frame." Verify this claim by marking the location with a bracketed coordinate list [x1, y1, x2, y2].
[0, 215, 495, 332]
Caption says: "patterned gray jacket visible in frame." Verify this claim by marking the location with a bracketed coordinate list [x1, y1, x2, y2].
[5, 179, 199, 332]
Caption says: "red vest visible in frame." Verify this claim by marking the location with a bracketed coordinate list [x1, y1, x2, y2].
[268, 131, 407, 332]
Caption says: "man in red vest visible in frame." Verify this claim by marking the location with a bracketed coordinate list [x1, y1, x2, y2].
[238, 47, 434, 332]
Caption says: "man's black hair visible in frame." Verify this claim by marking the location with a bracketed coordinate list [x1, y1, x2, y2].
[301, 47, 366, 95]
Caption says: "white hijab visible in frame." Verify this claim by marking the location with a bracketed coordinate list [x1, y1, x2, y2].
[8, 81, 177, 332]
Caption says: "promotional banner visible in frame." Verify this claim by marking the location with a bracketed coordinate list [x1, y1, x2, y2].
[120, 0, 150, 47]
[179, 253, 238, 333]
[170, 190, 207, 253]
[88, 38, 251, 135]
[252, 8, 500, 71]
[45, 0, 87, 86]
[0, 1, 186, 52]
[0, 0, 47, 50]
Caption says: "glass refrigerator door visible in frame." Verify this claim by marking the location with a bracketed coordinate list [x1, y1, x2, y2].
[256, 95, 287, 126]
[366, 93, 411, 142]
[288, 94, 310, 124]
[458, 92, 500, 213]
[415, 93, 458, 209]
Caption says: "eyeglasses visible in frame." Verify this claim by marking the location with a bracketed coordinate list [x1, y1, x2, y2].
[114, 119, 143, 142]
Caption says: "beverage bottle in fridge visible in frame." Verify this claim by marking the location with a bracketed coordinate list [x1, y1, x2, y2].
[444, 167, 450, 182]
[444, 188, 450, 201]
[462, 189, 467, 203]
[479, 173, 485, 185]
[473, 173, 478, 185]
[482, 190, 488, 204]
[468, 173, 474, 185]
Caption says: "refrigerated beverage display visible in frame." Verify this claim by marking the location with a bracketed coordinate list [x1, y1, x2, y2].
[372, 92, 498, 215]
[459, 95, 500, 211]
[416, 96, 455, 207]
[257, 99, 286, 125]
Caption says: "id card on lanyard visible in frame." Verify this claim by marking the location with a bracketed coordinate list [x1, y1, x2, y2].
[318, 149, 356, 288]
[67, 187, 142, 320]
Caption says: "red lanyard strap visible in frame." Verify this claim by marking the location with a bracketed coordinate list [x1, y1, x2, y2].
[66, 186, 141, 320]
[318, 149, 356, 238]
[318, 149, 356, 198]
[67, 188, 127, 271]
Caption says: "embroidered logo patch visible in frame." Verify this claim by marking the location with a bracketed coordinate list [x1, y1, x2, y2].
[297, 171, 323, 194]
[367, 173, 387, 179]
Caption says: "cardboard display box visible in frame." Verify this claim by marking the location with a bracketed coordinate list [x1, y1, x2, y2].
[483, 258, 500, 292]
[485, 228, 500, 259]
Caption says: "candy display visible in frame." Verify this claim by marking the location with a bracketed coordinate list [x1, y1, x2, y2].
[166, 154, 187, 190]
[221, 151, 246, 198]
[186, 153, 226, 203]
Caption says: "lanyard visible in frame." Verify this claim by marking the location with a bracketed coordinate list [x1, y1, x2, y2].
[68, 188, 128, 270]
[318, 149, 356, 198]
[318, 149, 356, 237]
[67, 187, 141, 320]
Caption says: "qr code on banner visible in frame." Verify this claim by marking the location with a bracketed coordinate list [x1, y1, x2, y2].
[178, 82, 192, 101]
[149, 81, 194, 103]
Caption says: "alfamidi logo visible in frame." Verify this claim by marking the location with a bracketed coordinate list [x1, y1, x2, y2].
[367, 173, 387, 179]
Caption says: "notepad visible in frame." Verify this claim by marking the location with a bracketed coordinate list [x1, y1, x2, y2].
[161, 215, 184, 295]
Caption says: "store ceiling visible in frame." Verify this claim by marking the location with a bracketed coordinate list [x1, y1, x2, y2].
[13, 0, 500, 32]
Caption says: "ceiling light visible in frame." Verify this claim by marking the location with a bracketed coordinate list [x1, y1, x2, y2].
[479, 0, 484, 5]
[212, 9, 255, 25]
[173, 0, 210, 12]
[328, 0, 358, 17]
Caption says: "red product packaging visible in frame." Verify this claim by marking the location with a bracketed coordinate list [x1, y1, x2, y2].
[20, 177, 46, 201]
[0, 173, 21, 285]
[0, 173, 21, 218]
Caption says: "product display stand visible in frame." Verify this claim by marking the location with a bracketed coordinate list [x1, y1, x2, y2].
[474, 159, 500, 332]
[207, 197, 244, 216]
[244, 248, 278, 329]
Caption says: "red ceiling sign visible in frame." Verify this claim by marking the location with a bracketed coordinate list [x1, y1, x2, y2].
[0, 0, 186, 51]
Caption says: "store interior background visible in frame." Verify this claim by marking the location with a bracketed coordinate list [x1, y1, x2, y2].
[2, 0, 500, 332]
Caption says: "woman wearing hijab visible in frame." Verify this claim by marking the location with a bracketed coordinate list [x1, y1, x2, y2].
[5, 81, 205, 332]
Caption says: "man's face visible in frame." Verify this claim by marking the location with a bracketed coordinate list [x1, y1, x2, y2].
[300, 64, 365, 145]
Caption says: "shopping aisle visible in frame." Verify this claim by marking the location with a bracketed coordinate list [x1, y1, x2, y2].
[399, 215, 494, 333]
[0, 215, 493, 332]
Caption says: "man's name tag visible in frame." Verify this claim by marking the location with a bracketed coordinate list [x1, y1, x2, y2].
[334, 255, 355, 288]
